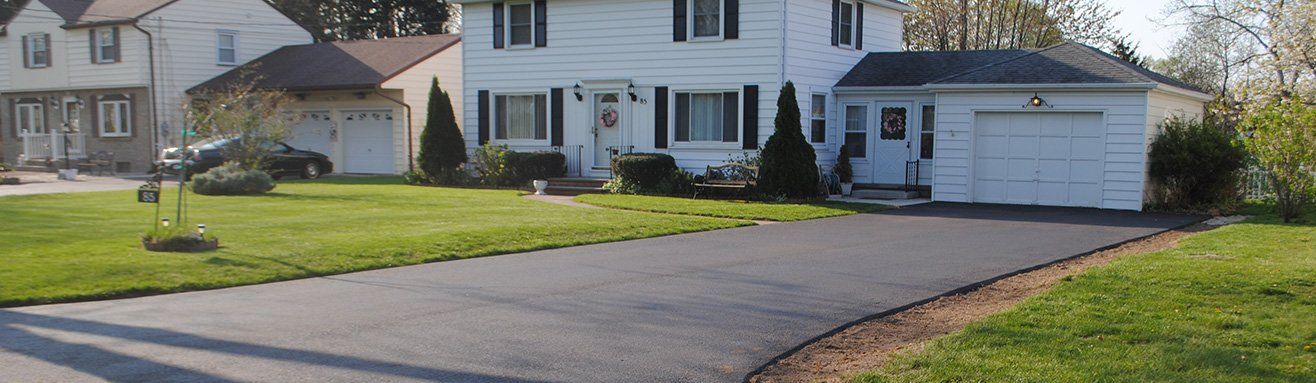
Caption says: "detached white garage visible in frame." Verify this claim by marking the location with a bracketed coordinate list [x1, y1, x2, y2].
[835, 43, 1213, 211]
[191, 34, 463, 175]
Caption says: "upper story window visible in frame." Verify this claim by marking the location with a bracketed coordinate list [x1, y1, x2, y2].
[832, 0, 863, 49]
[217, 30, 239, 65]
[507, 3, 534, 47]
[495, 93, 547, 141]
[838, 1, 854, 47]
[24, 33, 51, 68]
[691, 0, 721, 39]
[675, 90, 739, 145]
[493, 1, 546, 49]
[811, 94, 827, 144]
[94, 28, 120, 64]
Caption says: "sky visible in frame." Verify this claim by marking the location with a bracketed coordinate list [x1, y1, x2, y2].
[1103, 0, 1182, 58]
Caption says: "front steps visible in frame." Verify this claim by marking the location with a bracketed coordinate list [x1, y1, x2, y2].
[851, 188, 921, 200]
[544, 178, 608, 196]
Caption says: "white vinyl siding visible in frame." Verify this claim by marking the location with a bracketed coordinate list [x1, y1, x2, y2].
[99, 100, 132, 137]
[216, 30, 239, 65]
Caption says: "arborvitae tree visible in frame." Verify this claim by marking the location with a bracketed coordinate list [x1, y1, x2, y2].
[758, 81, 820, 199]
[417, 78, 467, 182]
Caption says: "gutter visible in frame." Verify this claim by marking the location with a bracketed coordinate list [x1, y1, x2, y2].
[374, 91, 415, 173]
[132, 21, 160, 161]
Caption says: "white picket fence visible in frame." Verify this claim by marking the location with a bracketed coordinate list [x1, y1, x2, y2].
[19, 131, 86, 162]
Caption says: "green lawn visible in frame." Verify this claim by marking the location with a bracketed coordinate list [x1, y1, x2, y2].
[573, 194, 889, 222]
[856, 205, 1316, 383]
[0, 177, 747, 307]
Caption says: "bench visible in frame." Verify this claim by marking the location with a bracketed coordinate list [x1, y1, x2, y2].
[694, 163, 759, 199]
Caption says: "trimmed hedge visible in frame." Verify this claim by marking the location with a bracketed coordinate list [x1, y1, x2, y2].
[1148, 117, 1246, 209]
[506, 151, 566, 183]
[191, 163, 276, 195]
[613, 153, 678, 190]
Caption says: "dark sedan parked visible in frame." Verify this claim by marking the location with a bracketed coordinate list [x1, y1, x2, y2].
[160, 138, 333, 179]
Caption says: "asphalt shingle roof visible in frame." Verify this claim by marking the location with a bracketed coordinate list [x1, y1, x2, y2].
[190, 34, 461, 93]
[839, 42, 1205, 94]
[38, 0, 176, 26]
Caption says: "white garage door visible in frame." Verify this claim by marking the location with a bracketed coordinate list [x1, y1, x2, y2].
[973, 112, 1105, 208]
[341, 110, 396, 174]
[287, 111, 333, 156]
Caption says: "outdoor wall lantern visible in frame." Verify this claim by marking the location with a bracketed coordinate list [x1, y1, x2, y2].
[627, 82, 638, 102]
[573, 83, 584, 101]
[1024, 93, 1053, 109]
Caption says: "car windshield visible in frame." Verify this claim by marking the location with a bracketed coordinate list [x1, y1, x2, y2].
[194, 138, 234, 151]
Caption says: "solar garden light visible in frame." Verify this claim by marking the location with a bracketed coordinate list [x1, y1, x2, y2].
[161, 218, 170, 227]
[197, 224, 207, 235]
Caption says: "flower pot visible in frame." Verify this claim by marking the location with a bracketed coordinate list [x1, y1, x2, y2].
[841, 182, 854, 196]
[58, 169, 78, 181]
[533, 179, 550, 195]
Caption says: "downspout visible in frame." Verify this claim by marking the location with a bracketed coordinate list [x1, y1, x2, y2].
[132, 21, 159, 160]
[779, 0, 788, 86]
[375, 91, 415, 173]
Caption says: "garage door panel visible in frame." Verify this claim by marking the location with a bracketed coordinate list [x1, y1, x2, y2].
[1072, 113, 1104, 136]
[1007, 137, 1039, 157]
[1006, 158, 1036, 179]
[973, 112, 1108, 208]
[1071, 137, 1104, 159]
[1038, 114, 1072, 136]
[1040, 137, 1071, 158]
[976, 136, 1008, 157]
[1038, 159, 1069, 179]
[975, 158, 1007, 179]
[977, 113, 1010, 135]
[1070, 160, 1102, 182]
[1006, 181, 1038, 203]
[342, 110, 395, 174]
[1037, 182, 1070, 205]
[1008, 114, 1041, 135]
[1068, 183, 1102, 206]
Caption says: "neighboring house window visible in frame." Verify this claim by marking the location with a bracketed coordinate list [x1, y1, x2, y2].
[94, 28, 119, 63]
[99, 99, 132, 137]
[844, 104, 867, 158]
[675, 91, 738, 144]
[691, 0, 721, 39]
[16, 103, 45, 134]
[26, 33, 50, 68]
[216, 31, 239, 65]
[495, 94, 547, 140]
[810, 94, 827, 144]
[920, 105, 935, 160]
[507, 2, 534, 47]
[838, 0, 855, 47]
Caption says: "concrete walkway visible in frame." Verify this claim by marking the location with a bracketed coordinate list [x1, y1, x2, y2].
[0, 171, 159, 197]
[0, 203, 1199, 382]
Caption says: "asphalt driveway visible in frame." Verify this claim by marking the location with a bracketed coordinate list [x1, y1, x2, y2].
[0, 203, 1199, 382]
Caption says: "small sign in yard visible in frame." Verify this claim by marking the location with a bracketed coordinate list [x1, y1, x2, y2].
[138, 188, 160, 203]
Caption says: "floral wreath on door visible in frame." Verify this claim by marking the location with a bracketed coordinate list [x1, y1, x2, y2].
[598, 106, 619, 128]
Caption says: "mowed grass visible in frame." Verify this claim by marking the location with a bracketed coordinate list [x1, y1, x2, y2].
[856, 205, 1316, 383]
[0, 177, 748, 307]
[574, 194, 889, 222]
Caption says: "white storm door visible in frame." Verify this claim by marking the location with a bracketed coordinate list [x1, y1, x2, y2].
[872, 102, 913, 185]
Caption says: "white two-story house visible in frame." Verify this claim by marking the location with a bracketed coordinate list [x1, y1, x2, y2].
[0, 0, 311, 173]
[459, 0, 1212, 211]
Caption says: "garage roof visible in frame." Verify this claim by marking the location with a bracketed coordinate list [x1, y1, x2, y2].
[838, 42, 1205, 94]
[38, 0, 177, 26]
[190, 34, 460, 93]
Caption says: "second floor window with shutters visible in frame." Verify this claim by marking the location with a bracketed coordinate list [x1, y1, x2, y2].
[217, 31, 239, 65]
[95, 28, 118, 63]
[507, 3, 534, 47]
[838, 1, 854, 47]
[26, 33, 50, 68]
[691, 0, 721, 39]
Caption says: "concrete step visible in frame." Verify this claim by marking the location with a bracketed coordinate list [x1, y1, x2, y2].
[544, 185, 607, 196]
[547, 177, 609, 188]
[851, 188, 921, 200]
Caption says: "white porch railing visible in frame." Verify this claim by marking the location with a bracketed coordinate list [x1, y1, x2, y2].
[20, 131, 87, 162]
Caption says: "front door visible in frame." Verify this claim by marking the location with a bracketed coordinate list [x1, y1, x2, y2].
[872, 102, 913, 185]
[592, 93, 623, 170]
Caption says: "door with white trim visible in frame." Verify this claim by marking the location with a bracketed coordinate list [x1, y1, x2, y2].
[591, 92, 623, 171]
[872, 102, 913, 185]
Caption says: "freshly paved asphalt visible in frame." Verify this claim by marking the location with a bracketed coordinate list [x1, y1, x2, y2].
[0, 203, 1199, 382]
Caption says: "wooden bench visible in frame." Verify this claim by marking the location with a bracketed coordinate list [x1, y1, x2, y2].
[694, 163, 759, 199]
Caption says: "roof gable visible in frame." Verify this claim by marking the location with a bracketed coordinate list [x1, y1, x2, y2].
[39, 0, 177, 26]
[190, 34, 462, 93]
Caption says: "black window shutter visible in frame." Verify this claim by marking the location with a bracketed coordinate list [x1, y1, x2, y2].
[675, 93, 689, 142]
[550, 88, 564, 146]
[673, 0, 687, 42]
[742, 85, 759, 149]
[830, 0, 840, 46]
[722, 92, 738, 143]
[21, 35, 29, 68]
[43, 34, 51, 67]
[492, 3, 505, 49]
[534, 0, 547, 47]
[112, 27, 121, 62]
[855, 3, 864, 50]
[725, 0, 739, 39]
[478, 90, 491, 145]
[89, 97, 99, 138]
[654, 87, 669, 149]
[89, 29, 97, 63]
[128, 94, 137, 138]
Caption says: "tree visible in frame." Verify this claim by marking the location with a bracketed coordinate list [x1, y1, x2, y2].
[1163, 0, 1316, 98]
[1240, 98, 1316, 222]
[903, 0, 1123, 51]
[270, 0, 459, 42]
[758, 82, 820, 199]
[188, 77, 300, 171]
[1108, 35, 1148, 68]
[1147, 117, 1247, 209]
[417, 77, 467, 182]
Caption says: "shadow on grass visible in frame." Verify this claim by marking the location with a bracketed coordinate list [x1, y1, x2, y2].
[280, 175, 404, 186]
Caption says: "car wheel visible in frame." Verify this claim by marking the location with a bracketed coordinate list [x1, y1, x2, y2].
[302, 162, 322, 179]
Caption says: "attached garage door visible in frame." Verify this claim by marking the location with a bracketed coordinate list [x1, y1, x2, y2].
[341, 110, 396, 174]
[287, 111, 333, 156]
[972, 112, 1105, 208]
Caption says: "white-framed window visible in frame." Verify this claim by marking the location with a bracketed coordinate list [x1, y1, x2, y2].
[810, 94, 827, 144]
[506, 2, 534, 48]
[95, 28, 118, 63]
[26, 33, 50, 68]
[690, 0, 723, 40]
[674, 90, 739, 145]
[216, 30, 239, 65]
[16, 103, 45, 134]
[495, 93, 547, 141]
[919, 104, 935, 160]
[99, 99, 131, 137]
[63, 99, 81, 130]
[843, 104, 867, 158]
[838, 0, 856, 48]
